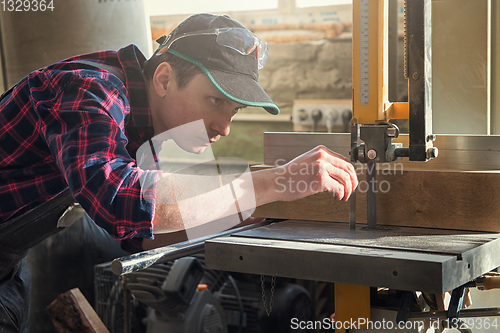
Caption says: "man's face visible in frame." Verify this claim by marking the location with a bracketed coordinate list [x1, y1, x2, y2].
[151, 70, 245, 153]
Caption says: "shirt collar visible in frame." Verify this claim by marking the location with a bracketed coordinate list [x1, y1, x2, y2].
[117, 44, 153, 129]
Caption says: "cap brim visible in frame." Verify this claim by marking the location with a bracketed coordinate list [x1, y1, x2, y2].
[206, 68, 280, 115]
[167, 49, 279, 115]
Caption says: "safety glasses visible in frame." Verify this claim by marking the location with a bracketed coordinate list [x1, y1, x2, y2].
[156, 27, 268, 70]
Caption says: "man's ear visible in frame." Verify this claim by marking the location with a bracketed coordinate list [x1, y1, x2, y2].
[152, 62, 174, 98]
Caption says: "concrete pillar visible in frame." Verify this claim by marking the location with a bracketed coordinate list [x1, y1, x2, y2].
[279, 0, 296, 14]
[0, 0, 150, 87]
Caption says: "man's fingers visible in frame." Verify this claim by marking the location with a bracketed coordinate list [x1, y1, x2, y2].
[321, 176, 345, 201]
[334, 182, 345, 201]
[319, 163, 353, 201]
[279, 145, 359, 202]
[321, 154, 358, 194]
[325, 165, 352, 200]
[309, 146, 358, 200]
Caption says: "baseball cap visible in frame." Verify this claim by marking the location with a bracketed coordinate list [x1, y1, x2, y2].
[155, 13, 280, 115]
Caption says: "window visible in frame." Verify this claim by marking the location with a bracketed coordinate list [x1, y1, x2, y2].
[144, 0, 278, 17]
[296, 0, 351, 8]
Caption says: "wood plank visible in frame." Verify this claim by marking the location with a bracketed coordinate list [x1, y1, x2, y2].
[47, 288, 109, 333]
[251, 166, 500, 232]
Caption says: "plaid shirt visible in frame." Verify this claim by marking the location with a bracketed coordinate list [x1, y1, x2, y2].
[0, 44, 160, 253]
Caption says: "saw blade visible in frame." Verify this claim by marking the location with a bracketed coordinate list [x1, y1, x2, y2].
[403, 0, 409, 79]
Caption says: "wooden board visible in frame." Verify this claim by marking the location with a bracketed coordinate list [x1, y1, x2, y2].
[251, 167, 500, 233]
[47, 288, 109, 333]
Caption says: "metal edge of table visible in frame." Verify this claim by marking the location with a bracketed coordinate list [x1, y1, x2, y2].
[204, 222, 500, 294]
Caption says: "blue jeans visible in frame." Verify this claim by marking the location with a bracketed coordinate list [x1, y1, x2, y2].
[0, 257, 30, 333]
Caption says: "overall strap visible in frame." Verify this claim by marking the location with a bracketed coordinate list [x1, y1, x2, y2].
[0, 82, 15, 102]
[70, 59, 126, 84]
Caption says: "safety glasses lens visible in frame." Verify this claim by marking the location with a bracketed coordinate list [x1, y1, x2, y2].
[257, 40, 268, 69]
[160, 28, 268, 69]
[217, 28, 257, 55]
[217, 28, 268, 69]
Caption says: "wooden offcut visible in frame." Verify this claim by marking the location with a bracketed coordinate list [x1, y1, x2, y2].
[252, 168, 500, 233]
[47, 288, 109, 333]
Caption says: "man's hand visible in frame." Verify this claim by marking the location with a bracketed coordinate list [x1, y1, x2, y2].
[272, 145, 358, 202]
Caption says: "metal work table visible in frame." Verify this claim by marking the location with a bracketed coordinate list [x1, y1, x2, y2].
[204, 220, 500, 294]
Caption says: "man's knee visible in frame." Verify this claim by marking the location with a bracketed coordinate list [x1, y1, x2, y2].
[0, 257, 31, 333]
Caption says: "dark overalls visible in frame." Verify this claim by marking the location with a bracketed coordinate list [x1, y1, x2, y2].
[0, 189, 84, 332]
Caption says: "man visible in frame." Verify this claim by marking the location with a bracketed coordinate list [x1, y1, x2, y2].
[0, 13, 357, 332]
